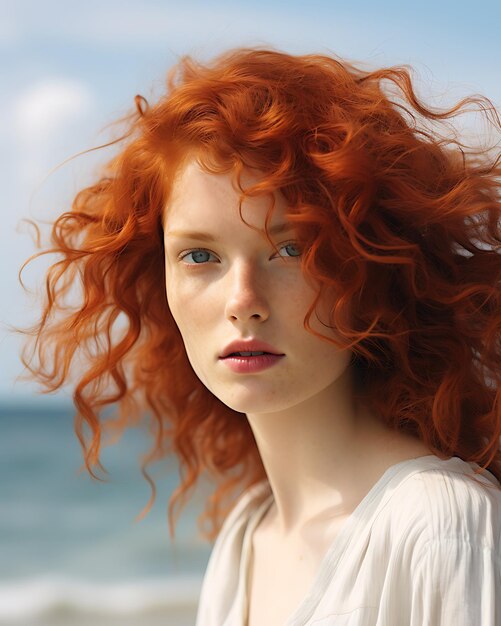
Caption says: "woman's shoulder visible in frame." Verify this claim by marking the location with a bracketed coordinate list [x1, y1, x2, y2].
[378, 455, 501, 553]
[369, 456, 501, 624]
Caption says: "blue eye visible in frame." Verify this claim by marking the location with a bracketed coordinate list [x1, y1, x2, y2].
[181, 249, 217, 264]
[179, 243, 300, 264]
[276, 242, 301, 258]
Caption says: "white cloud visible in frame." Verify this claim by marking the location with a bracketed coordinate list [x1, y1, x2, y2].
[8, 78, 96, 192]
[14, 79, 94, 143]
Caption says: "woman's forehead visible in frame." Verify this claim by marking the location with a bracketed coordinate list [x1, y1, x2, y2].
[163, 157, 290, 230]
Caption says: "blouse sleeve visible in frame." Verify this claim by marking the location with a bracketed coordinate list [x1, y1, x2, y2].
[409, 537, 500, 626]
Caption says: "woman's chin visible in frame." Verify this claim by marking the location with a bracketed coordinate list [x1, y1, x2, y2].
[217, 391, 295, 416]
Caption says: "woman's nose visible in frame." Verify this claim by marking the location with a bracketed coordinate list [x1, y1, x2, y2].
[224, 261, 270, 323]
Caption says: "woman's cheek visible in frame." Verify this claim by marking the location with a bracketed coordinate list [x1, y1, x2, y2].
[168, 280, 217, 334]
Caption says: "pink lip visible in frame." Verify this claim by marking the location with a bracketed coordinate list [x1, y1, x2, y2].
[219, 339, 284, 359]
[221, 353, 285, 374]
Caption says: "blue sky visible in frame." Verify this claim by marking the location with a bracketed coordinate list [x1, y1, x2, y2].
[1, 0, 500, 402]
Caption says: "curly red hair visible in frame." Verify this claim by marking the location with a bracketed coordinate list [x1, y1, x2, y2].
[21, 47, 501, 542]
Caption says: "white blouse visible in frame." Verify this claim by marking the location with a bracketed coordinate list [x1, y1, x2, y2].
[195, 455, 501, 625]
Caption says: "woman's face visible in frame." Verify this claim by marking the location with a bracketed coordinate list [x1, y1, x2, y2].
[163, 157, 352, 415]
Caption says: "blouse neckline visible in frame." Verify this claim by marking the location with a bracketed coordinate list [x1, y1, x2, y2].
[230, 454, 496, 626]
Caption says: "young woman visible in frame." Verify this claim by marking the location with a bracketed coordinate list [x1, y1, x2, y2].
[22, 47, 501, 625]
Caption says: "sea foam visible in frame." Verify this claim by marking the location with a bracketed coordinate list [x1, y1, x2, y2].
[0, 575, 201, 621]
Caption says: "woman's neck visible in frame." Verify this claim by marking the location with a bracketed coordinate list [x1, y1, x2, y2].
[246, 370, 432, 536]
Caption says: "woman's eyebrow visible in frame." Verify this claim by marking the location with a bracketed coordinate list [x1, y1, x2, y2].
[165, 223, 295, 241]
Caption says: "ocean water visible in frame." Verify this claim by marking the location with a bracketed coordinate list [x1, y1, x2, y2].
[0, 400, 215, 626]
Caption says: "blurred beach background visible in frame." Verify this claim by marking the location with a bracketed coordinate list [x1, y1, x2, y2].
[1, 0, 500, 624]
[0, 399, 210, 625]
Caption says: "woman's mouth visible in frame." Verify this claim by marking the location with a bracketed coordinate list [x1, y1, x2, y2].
[220, 352, 285, 373]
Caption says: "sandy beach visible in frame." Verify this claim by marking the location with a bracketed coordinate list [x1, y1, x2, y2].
[5, 605, 198, 626]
